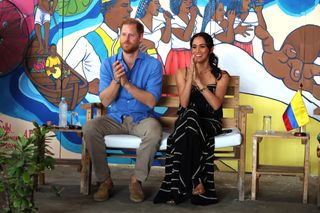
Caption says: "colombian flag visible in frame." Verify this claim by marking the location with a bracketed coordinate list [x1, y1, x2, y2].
[282, 90, 310, 131]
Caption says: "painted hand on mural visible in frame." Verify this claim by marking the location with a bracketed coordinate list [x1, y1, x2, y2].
[255, 25, 320, 100]
[252, 0, 264, 13]
[234, 24, 252, 37]
[139, 42, 149, 52]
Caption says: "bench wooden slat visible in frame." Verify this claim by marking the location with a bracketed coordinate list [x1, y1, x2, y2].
[158, 96, 180, 107]
[221, 118, 238, 128]
[162, 107, 179, 117]
[159, 117, 177, 129]
[162, 86, 178, 94]
[223, 99, 239, 108]
[163, 74, 176, 85]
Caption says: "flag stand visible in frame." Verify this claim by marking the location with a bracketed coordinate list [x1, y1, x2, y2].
[294, 125, 307, 137]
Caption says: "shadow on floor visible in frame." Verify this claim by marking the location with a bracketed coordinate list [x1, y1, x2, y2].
[35, 165, 319, 213]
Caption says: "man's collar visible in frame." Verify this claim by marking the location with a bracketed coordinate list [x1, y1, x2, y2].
[116, 50, 144, 61]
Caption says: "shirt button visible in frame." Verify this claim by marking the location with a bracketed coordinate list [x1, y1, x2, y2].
[127, 101, 130, 103]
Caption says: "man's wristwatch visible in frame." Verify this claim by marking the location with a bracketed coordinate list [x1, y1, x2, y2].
[113, 78, 120, 84]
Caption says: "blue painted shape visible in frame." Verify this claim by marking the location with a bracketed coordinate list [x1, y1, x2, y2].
[277, 0, 319, 16]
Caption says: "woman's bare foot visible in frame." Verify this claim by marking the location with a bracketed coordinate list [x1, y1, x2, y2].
[192, 183, 205, 195]
[166, 199, 176, 205]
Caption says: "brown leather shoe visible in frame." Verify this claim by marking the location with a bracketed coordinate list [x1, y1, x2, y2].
[129, 177, 144, 202]
[93, 177, 113, 202]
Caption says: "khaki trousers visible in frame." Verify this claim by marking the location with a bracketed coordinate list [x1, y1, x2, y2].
[82, 115, 162, 183]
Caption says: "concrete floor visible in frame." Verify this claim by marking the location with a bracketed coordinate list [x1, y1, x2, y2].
[35, 165, 319, 213]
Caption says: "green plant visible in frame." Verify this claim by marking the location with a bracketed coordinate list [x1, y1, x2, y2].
[0, 121, 55, 212]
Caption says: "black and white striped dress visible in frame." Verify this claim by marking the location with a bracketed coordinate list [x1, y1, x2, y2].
[154, 84, 222, 205]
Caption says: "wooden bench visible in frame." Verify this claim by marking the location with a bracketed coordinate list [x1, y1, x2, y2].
[80, 75, 253, 201]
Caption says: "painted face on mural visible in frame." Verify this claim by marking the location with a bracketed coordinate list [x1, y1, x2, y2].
[180, 0, 192, 13]
[49, 45, 57, 57]
[191, 36, 211, 63]
[148, 0, 160, 16]
[113, 0, 133, 21]
[120, 24, 142, 54]
[242, 0, 250, 12]
[214, 3, 225, 22]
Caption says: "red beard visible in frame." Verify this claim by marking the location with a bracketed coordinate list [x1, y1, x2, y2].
[121, 42, 139, 54]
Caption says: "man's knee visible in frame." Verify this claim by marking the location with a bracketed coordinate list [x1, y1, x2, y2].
[144, 119, 162, 143]
[82, 119, 97, 138]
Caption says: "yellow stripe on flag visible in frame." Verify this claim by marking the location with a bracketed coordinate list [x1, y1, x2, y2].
[290, 90, 310, 126]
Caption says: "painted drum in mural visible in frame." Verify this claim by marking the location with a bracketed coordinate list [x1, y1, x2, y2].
[0, 0, 29, 76]
[24, 38, 89, 110]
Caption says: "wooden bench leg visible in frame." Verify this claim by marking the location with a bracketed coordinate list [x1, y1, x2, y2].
[251, 136, 258, 200]
[302, 138, 310, 204]
[38, 172, 45, 185]
[238, 143, 245, 201]
[80, 140, 91, 195]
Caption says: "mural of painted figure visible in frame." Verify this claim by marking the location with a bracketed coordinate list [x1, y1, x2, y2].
[164, 0, 201, 75]
[201, 0, 236, 45]
[227, 0, 266, 56]
[255, 25, 320, 100]
[65, 0, 132, 95]
[34, 0, 58, 54]
[45, 44, 70, 90]
[135, 0, 172, 67]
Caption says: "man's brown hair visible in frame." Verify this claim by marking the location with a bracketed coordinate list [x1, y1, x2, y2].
[120, 18, 144, 35]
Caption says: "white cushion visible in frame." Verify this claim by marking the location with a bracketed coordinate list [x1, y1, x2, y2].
[104, 128, 241, 151]
[215, 128, 242, 148]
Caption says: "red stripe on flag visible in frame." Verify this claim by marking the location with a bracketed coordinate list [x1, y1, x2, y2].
[282, 112, 293, 131]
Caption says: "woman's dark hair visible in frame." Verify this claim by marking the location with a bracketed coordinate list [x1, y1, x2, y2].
[190, 32, 222, 79]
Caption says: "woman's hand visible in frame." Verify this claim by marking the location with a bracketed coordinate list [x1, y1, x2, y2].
[192, 65, 203, 88]
[187, 55, 195, 81]
[193, 70, 204, 89]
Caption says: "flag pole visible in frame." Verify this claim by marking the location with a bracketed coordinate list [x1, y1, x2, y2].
[294, 84, 307, 137]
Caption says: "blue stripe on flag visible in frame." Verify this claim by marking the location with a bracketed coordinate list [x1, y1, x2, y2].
[286, 105, 299, 129]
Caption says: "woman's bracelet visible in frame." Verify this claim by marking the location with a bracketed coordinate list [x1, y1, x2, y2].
[199, 87, 207, 93]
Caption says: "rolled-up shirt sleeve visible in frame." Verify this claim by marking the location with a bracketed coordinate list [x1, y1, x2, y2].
[146, 60, 163, 103]
[99, 58, 114, 94]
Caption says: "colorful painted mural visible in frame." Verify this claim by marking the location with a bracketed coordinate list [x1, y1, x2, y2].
[0, 0, 319, 174]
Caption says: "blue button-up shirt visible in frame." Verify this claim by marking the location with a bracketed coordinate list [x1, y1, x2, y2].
[99, 51, 163, 124]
